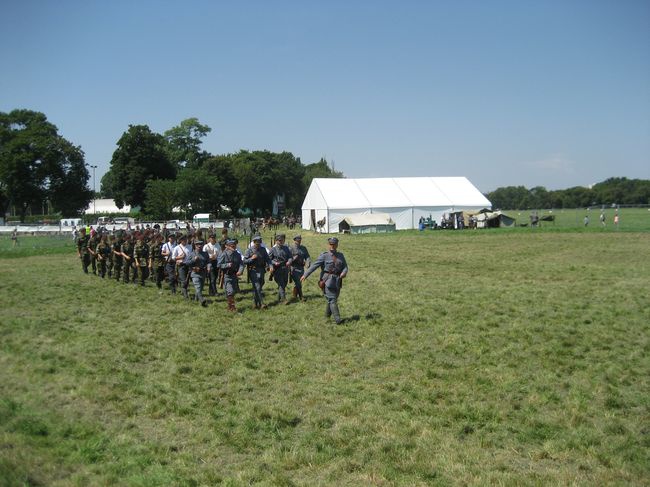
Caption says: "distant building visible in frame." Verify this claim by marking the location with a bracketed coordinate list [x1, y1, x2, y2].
[84, 199, 131, 214]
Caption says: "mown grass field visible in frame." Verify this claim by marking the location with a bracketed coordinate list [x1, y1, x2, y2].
[1, 220, 649, 485]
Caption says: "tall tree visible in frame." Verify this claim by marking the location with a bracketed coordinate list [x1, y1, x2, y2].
[0, 109, 92, 220]
[105, 125, 175, 210]
[144, 179, 177, 220]
[164, 117, 212, 170]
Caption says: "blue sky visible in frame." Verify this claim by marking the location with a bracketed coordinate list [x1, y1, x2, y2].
[1, 0, 648, 192]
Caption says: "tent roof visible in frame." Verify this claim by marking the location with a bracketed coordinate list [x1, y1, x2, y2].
[84, 199, 131, 214]
[303, 177, 491, 210]
[341, 213, 394, 226]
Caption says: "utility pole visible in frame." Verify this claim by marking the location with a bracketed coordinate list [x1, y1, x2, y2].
[89, 164, 97, 215]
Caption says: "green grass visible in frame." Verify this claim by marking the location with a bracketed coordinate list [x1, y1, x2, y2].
[0, 235, 75, 259]
[1, 229, 649, 486]
[501, 206, 650, 232]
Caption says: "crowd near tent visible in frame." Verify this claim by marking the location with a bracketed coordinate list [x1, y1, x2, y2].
[301, 177, 492, 233]
[338, 213, 396, 234]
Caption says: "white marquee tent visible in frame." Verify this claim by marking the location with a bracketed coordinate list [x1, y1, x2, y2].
[301, 177, 492, 233]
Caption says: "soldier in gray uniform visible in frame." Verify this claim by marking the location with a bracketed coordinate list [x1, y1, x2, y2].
[243, 234, 272, 309]
[301, 237, 348, 324]
[175, 235, 193, 299]
[267, 234, 292, 304]
[289, 235, 310, 302]
[217, 238, 244, 312]
[189, 240, 209, 307]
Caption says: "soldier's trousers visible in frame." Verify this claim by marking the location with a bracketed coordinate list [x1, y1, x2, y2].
[114, 263, 122, 282]
[249, 269, 266, 307]
[91, 256, 97, 274]
[107, 258, 113, 278]
[123, 263, 132, 283]
[165, 262, 177, 294]
[208, 265, 218, 296]
[273, 268, 289, 301]
[80, 254, 90, 274]
[138, 266, 149, 286]
[191, 271, 206, 304]
[324, 288, 342, 323]
[154, 265, 165, 289]
[177, 264, 190, 298]
[290, 267, 305, 296]
[98, 259, 107, 278]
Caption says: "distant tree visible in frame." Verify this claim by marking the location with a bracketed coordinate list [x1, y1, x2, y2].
[174, 167, 224, 217]
[302, 158, 343, 190]
[105, 125, 176, 210]
[99, 170, 116, 198]
[164, 118, 212, 170]
[144, 179, 177, 221]
[0, 109, 92, 220]
[203, 155, 239, 215]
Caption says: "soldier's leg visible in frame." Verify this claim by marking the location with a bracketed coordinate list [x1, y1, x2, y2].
[166, 263, 177, 294]
[82, 254, 90, 274]
[91, 256, 97, 274]
[139, 266, 147, 286]
[123, 264, 130, 283]
[114, 263, 122, 281]
[178, 266, 189, 299]
[107, 259, 113, 278]
[99, 259, 106, 278]
[156, 265, 164, 289]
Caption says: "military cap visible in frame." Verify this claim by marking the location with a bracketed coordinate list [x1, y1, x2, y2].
[194, 240, 204, 246]
[293, 235, 302, 241]
[225, 238, 237, 245]
[208, 233, 216, 239]
[328, 237, 339, 244]
[252, 234, 262, 242]
[275, 233, 285, 241]
[178, 234, 188, 241]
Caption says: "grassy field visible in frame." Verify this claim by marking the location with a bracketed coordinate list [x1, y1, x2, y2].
[1, 226, 649, 485]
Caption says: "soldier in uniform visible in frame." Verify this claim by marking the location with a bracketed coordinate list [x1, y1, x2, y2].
[76, 227, 91, 273]
[174, 234, 193, 299]
[217, 238, 244, 312]
[120, 233, 135, 284]
[243, 234, 272, 309]
[162, 233, 177, 294]
[95, 232, 112, 278]
[149, 233, 166, 290]
[203, 233, 220, 297]
[87, 230, 99, 275]
[267, 234, 292, 304]
[105, 234, 114, 278]
[189, 240, 209, 306]
[302, 237, 348, 324]
[112, 232, 124, 282]
[134, 234, 150, 286]
[289, 235, 310, 302]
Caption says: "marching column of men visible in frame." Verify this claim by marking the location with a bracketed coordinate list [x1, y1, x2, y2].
[76, 227, 348, 320]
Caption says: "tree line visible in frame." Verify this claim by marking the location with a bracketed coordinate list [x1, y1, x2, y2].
[486, 178, 650, 210]
[0, 110, 342, 222]
[101, 118, 343, 220]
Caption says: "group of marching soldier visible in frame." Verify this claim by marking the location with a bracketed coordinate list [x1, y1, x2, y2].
[75, 225, 348, 322]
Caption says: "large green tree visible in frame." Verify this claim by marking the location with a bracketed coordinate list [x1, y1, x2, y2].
[105, 125, 176, 210]
[164, 117, 211, 170]
[0, 109, 92, 220]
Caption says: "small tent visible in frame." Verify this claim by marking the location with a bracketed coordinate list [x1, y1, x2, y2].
[474, 210, 516, 228]
[302, 177, 491, 233]
[339, 213, 395, 234]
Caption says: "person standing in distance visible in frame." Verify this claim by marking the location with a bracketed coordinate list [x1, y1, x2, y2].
[301, 237, 348, 324]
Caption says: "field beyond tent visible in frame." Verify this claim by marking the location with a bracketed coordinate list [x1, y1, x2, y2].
[1, 229, 648, 485]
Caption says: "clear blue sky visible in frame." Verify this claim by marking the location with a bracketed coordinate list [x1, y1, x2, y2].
[1, 0, 648, 192]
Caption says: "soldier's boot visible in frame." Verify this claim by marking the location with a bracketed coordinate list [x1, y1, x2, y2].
[181, 287, 189, 300]
[299, 290, 306, 302]
[330, 302, 342, 324]
[227, 296, 237, 312]
[325, 303, 332, 319]
[289, 287, 298, 303]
